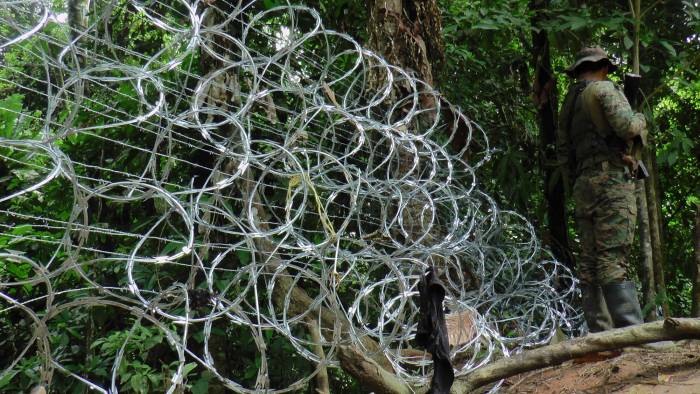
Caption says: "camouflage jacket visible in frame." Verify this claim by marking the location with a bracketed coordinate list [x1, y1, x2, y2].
[557, 79, 647, 188]
[581, 80, 646, 140]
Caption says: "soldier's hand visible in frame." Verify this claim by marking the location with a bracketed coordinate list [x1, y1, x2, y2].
[622, 154, 638, 171]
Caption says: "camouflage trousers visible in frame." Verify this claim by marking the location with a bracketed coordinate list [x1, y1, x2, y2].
[573, 167, 637, 285]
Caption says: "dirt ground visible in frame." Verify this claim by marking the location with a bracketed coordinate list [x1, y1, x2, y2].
[495, 341, 700, 393]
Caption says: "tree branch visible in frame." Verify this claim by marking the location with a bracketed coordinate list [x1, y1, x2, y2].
[306, 318, 330, 394]
[236, 166, 394, 375]
[337, 345, 410, 394]
[640, 0, 663, 18]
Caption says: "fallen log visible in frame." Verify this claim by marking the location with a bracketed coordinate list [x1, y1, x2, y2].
[457, 318, 700, 393]
[335, 318, 700, 394]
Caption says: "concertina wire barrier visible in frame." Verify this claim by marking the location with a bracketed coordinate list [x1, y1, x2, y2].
[0, 1, 581, 392]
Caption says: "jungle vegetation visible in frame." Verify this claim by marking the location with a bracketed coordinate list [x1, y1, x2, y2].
[1, 0, 699, 392]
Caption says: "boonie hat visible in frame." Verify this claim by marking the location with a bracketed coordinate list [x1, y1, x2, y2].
[565, 46, 618, 76]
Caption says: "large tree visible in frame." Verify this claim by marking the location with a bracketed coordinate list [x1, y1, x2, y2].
[529, 0, 573, 270]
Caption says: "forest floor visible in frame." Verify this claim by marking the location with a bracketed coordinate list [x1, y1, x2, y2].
[493, 340, 700, 393]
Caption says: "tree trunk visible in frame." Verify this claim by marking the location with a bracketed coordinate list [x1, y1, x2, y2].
[628, 0, 657, 321]
[636, 181, 657, 321]
[194, 6, 392, 390]
[629, 0, 669, 318]
[365, 0, 445, 244]
[644, 149, 670, 317]
[367, 0, 444, 87]
[530, 0, 573, 271]
[67, 0, 88, 41]
[359, 0, 451, 388]
[692, 206, 700, 317]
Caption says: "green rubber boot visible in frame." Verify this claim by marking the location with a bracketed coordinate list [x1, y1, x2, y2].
[602, 281, 643, 328]
[581, 285, 613, 333]
[603, 281, 675, 350]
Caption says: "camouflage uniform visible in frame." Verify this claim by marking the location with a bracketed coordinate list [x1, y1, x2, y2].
[558, 47, 656, 335]
[559, 81, 646, 286]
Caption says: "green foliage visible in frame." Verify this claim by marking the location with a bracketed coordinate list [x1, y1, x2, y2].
[439, 0, 700, 318]
[1, 0, 699, 391]
[440, 0, 541, 216]
[1, 1, 367, 389]
[0, 94, 24, 138]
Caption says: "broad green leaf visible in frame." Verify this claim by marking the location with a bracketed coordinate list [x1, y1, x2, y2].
[570, 18, 588, 30]
[147, 374, 159, 385]
[242, 363, 257, 380]
[94, 367, 108, 377]
[681, 136, 694, 152]
[0, 94, 24, 137]
[667, 151, 678, 166]
[130, 374, 145, 393]
[191, 378, 209, 394]
[263, 0, 279, 10]
[686, 195, 700, 207]
[11, 225, 33, 236]
[5, 261, 31, 280]
[472, 21, 498, 30]
[623, 35, 633, 50]
[182, 362, 197, 377]
[659, 40, 677, 57]
[160, 241, 184, 255]
[236, 249, 251, 265]
[0, 370, 18, 389]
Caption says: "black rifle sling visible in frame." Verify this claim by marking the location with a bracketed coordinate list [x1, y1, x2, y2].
[563, 81, 591, 177]
[565, 81, 591, 138]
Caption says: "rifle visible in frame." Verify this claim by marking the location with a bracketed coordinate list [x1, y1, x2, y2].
[623, 73, 649, 179]
[623, 73, 642, 109]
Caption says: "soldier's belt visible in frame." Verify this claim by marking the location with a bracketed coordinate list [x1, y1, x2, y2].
[578, 157, 626, 173]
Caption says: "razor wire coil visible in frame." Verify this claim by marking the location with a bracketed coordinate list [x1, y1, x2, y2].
[0, 1, 580, 392]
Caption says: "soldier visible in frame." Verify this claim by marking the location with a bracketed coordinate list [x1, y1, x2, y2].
[557, 47, 647, 333]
